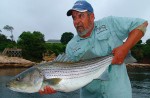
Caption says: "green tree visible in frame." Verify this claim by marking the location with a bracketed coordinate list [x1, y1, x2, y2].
[45, 43, 66, 56]
[131, 40, 144, 62]
[0, 33, 16, 52]
[3, 25, 14, 41]
[0, 33, 8, 52]
[17, 31, 46, 61]
[0, 33, 7, 42]
[143, 39, 150, 58]
[146, 39, 150, 45]
[60, 32, 74, 44]
[137, 40, 142, 44]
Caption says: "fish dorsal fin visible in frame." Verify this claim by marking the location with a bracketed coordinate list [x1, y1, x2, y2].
[54, 53, 74, 63]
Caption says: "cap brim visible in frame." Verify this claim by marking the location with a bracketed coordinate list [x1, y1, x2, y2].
[67, 9, 72, 16]
[67, 9, 87, 16]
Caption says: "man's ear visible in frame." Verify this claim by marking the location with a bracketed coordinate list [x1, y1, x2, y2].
[90, 13, 95, 21]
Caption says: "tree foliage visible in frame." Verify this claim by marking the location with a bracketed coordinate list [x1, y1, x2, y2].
[0, 33, 7, 42]
[1, 28, 150, 63]
[131, 39, 150, 63]
[3, 25, 14, 41]
[143, 39, 150, 58]
[45, 43, 66, 56]
[0, 33, 16, 52]
[60, 32, 74, 44]
[146, 39, 150, 45]
[17, 31, 46, 61]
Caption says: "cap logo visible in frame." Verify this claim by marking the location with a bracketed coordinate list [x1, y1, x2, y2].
[67, 1, 93, 16]
[74, 2, 83, 6]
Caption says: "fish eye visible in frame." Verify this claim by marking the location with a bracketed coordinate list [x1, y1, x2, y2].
[16, 77, 21, 81]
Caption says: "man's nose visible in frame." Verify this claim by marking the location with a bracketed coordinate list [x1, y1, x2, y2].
[74, 18, 81, 25]
[75, 20, 83, 27]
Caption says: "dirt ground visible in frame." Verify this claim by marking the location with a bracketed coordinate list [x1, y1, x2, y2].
[0, 55, 35, 67]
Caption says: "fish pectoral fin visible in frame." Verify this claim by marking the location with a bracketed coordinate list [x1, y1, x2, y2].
[45, 78, 62, 85]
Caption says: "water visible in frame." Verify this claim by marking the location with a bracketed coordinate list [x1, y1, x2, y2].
[128, 68, 150, 98]
[0, 67, 150, 98]
[0, 68, 80, 98]
[0, 76, 79, 98]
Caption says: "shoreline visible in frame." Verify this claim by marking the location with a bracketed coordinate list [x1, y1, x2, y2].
[0, 63, 34, 68]
[126, 63, 150, 69]
[0, 55, 150, 68]
[0, 55, 35, 68]
[0, 63, 150, 69]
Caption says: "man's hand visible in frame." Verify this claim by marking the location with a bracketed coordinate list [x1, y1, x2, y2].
[111, 44, 129, 65]
[39, 86, 57, 95]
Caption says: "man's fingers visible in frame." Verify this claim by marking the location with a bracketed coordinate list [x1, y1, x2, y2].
[44, 86, 49, 94]
[112, 58, 116, 64]
[111, 53, 117, 64]
[39, 90, 45, 95]
[112, 56, 123, 65]
[46, 86, 56, 93]
[39, 86, 56, 94]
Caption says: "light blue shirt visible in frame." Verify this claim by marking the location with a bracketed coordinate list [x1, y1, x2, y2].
[66, 16, 146, 98]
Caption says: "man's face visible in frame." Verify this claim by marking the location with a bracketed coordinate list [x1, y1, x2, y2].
[72, 10, 94, 37]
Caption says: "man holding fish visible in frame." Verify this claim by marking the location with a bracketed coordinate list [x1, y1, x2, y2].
[6, 0, 147, 98]
[39, 0, 148, 97]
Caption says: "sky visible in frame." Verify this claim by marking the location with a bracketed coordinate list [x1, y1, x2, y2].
[0, 0, 150, 42]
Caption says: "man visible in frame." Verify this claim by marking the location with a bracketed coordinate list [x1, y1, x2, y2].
[39, 0, 148, 98]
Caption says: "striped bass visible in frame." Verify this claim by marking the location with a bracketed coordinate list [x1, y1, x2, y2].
[6, 54, 132, 93]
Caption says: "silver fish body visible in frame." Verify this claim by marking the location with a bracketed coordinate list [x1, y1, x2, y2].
[6, 55, 113, 93]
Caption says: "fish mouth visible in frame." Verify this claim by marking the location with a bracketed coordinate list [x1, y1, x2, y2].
[6, 83, 19, 92]
[6, 83, 10, 88]
[8, 86, 19, 92]
[6, 82, 27, 93]
[6, 82, 17, 91]
[6, 81, 13, 89]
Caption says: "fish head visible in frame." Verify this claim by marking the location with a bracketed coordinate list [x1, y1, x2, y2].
[6, 67, 44, 93]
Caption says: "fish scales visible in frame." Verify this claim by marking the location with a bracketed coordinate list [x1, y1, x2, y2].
[6, 55, 114, 93]
[39, 59, 111, 79]
[40, 56, 113, 79]
[39, 55, 112, 70]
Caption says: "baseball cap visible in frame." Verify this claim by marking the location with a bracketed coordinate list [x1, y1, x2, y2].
[67, 0, 94, 16]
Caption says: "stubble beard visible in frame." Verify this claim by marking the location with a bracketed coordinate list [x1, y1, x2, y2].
[76, 23, 93, 37]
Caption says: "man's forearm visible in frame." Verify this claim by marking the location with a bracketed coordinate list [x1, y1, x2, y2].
[123, 29, 143, 50]
[123, 21, 148, 50]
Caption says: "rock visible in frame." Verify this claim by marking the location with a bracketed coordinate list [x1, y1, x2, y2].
[0, 55, 35, 67]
